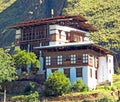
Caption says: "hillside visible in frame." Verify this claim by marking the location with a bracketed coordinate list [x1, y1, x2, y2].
[0, 0, 66, 48]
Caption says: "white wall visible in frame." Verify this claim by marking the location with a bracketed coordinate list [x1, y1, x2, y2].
[87, 67, 97, 89]
[97, 55, 114, 84]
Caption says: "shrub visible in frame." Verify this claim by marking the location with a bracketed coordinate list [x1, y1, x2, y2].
[45, 71, 71, 96]
[74, 79, 89, 92]
[116, 67, 120, 74]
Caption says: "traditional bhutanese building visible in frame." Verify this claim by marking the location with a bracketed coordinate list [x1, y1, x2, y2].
[9, 15, 114, 89]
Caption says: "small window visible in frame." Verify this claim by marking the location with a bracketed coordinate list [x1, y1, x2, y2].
[90, 68, 92, 78]
[76, 68, 82, 77]
[63, 56, 70, 62]
[83, 54, 88, 64]
[52, 69, 58, 73]
[94, 56, 98, 68]
[71, 54, 76, 64]
[64, 68, 70, 78]
[95, 70, 97, 79]
[57, 56, 62, 65]
[46, 56, 51, 66]
[109, 59, 111, 63]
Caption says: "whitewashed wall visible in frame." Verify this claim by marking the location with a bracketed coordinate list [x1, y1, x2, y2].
[97, 55, 114, 84]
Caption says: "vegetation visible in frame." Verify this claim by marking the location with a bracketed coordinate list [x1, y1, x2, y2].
[12, 91, 39, 102]
[64, 0, 120, 52]
[74, 79, 89, 92]
[45, 71, 71, 96]
[0, 0, 16, 13]
[0, 48, 16, 83]
[0, 48, 16, 101]
[13, 49, 40, 72]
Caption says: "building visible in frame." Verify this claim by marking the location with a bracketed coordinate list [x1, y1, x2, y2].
[9, 15, 114, 89]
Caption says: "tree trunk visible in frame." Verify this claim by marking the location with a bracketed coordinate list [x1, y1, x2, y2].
[4, 86, 6, 102]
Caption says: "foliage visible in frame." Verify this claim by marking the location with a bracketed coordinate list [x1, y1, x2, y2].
[12, 91, 39, 102]
[13, 48, 40, 70]
[113, 74, 120, 88]
[45, 71, 71, 96]
[74, 79, 89, 92]
[24, 82, 36, 94]
[0, 48, 16, 83]
[64, 0, 120, 51]
[116, 67, 120, 74]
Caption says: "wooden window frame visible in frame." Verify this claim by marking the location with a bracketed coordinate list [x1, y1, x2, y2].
[71, 54, 76, 64]
[83, 54, 88, 64]
[46, 56, 51, 66]
[90, 68, 92, 78]
[76, 68, 82, 77]
[57, 56, 62, 65]
[95, 70, 97, 79]
[64, 68, 70, 78]
[52, 69, 58, 73]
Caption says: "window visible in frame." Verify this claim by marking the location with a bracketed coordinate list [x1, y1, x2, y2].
[77, 54, 82, 61]
[90, 68, 92, 78]
[64, 68, 70, 78]
[94, 56, 98, 68]
[95, 70, 97, 79]
[63, 56, 70, 61]
[83, 54, 88, 64]
[76, 68, 82, 77]
[71, 54, 76, 64]
[89, 55, 93, 66]
[46, 56, 51, 66]
[57, 56, 62, 65]
[52, 69, 58, 73]
[66, 33, 70, 40]
[51, 56, 57, 65]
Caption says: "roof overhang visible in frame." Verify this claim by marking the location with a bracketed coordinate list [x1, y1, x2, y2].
[8, 15, 97, 32]
[34, 42, 115, 55]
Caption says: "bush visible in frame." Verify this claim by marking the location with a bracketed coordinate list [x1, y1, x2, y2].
[116, 67, 120, 74]
[74, 79, 89, 92]
[45, 71, 71, 96]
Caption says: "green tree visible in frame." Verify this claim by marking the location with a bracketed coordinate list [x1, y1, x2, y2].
[64, 0, 120, 51]
[45, 71, 71, 96]
[0, 48, 16, 102]
[13, 49, 40, 72]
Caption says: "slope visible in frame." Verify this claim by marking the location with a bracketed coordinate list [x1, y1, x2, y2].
[0, 0, 66, 49]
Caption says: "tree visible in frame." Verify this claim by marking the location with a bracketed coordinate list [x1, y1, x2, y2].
[45, 71, 71, 96]
[0, 48, 16, 102]
[13, 49, 40, 73]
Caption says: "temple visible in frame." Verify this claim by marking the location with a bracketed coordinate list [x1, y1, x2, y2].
[9, 15, 114, 89]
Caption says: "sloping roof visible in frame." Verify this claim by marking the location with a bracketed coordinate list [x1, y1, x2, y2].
[8, 15, 97, 31]
[34, 42, 115, 55]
